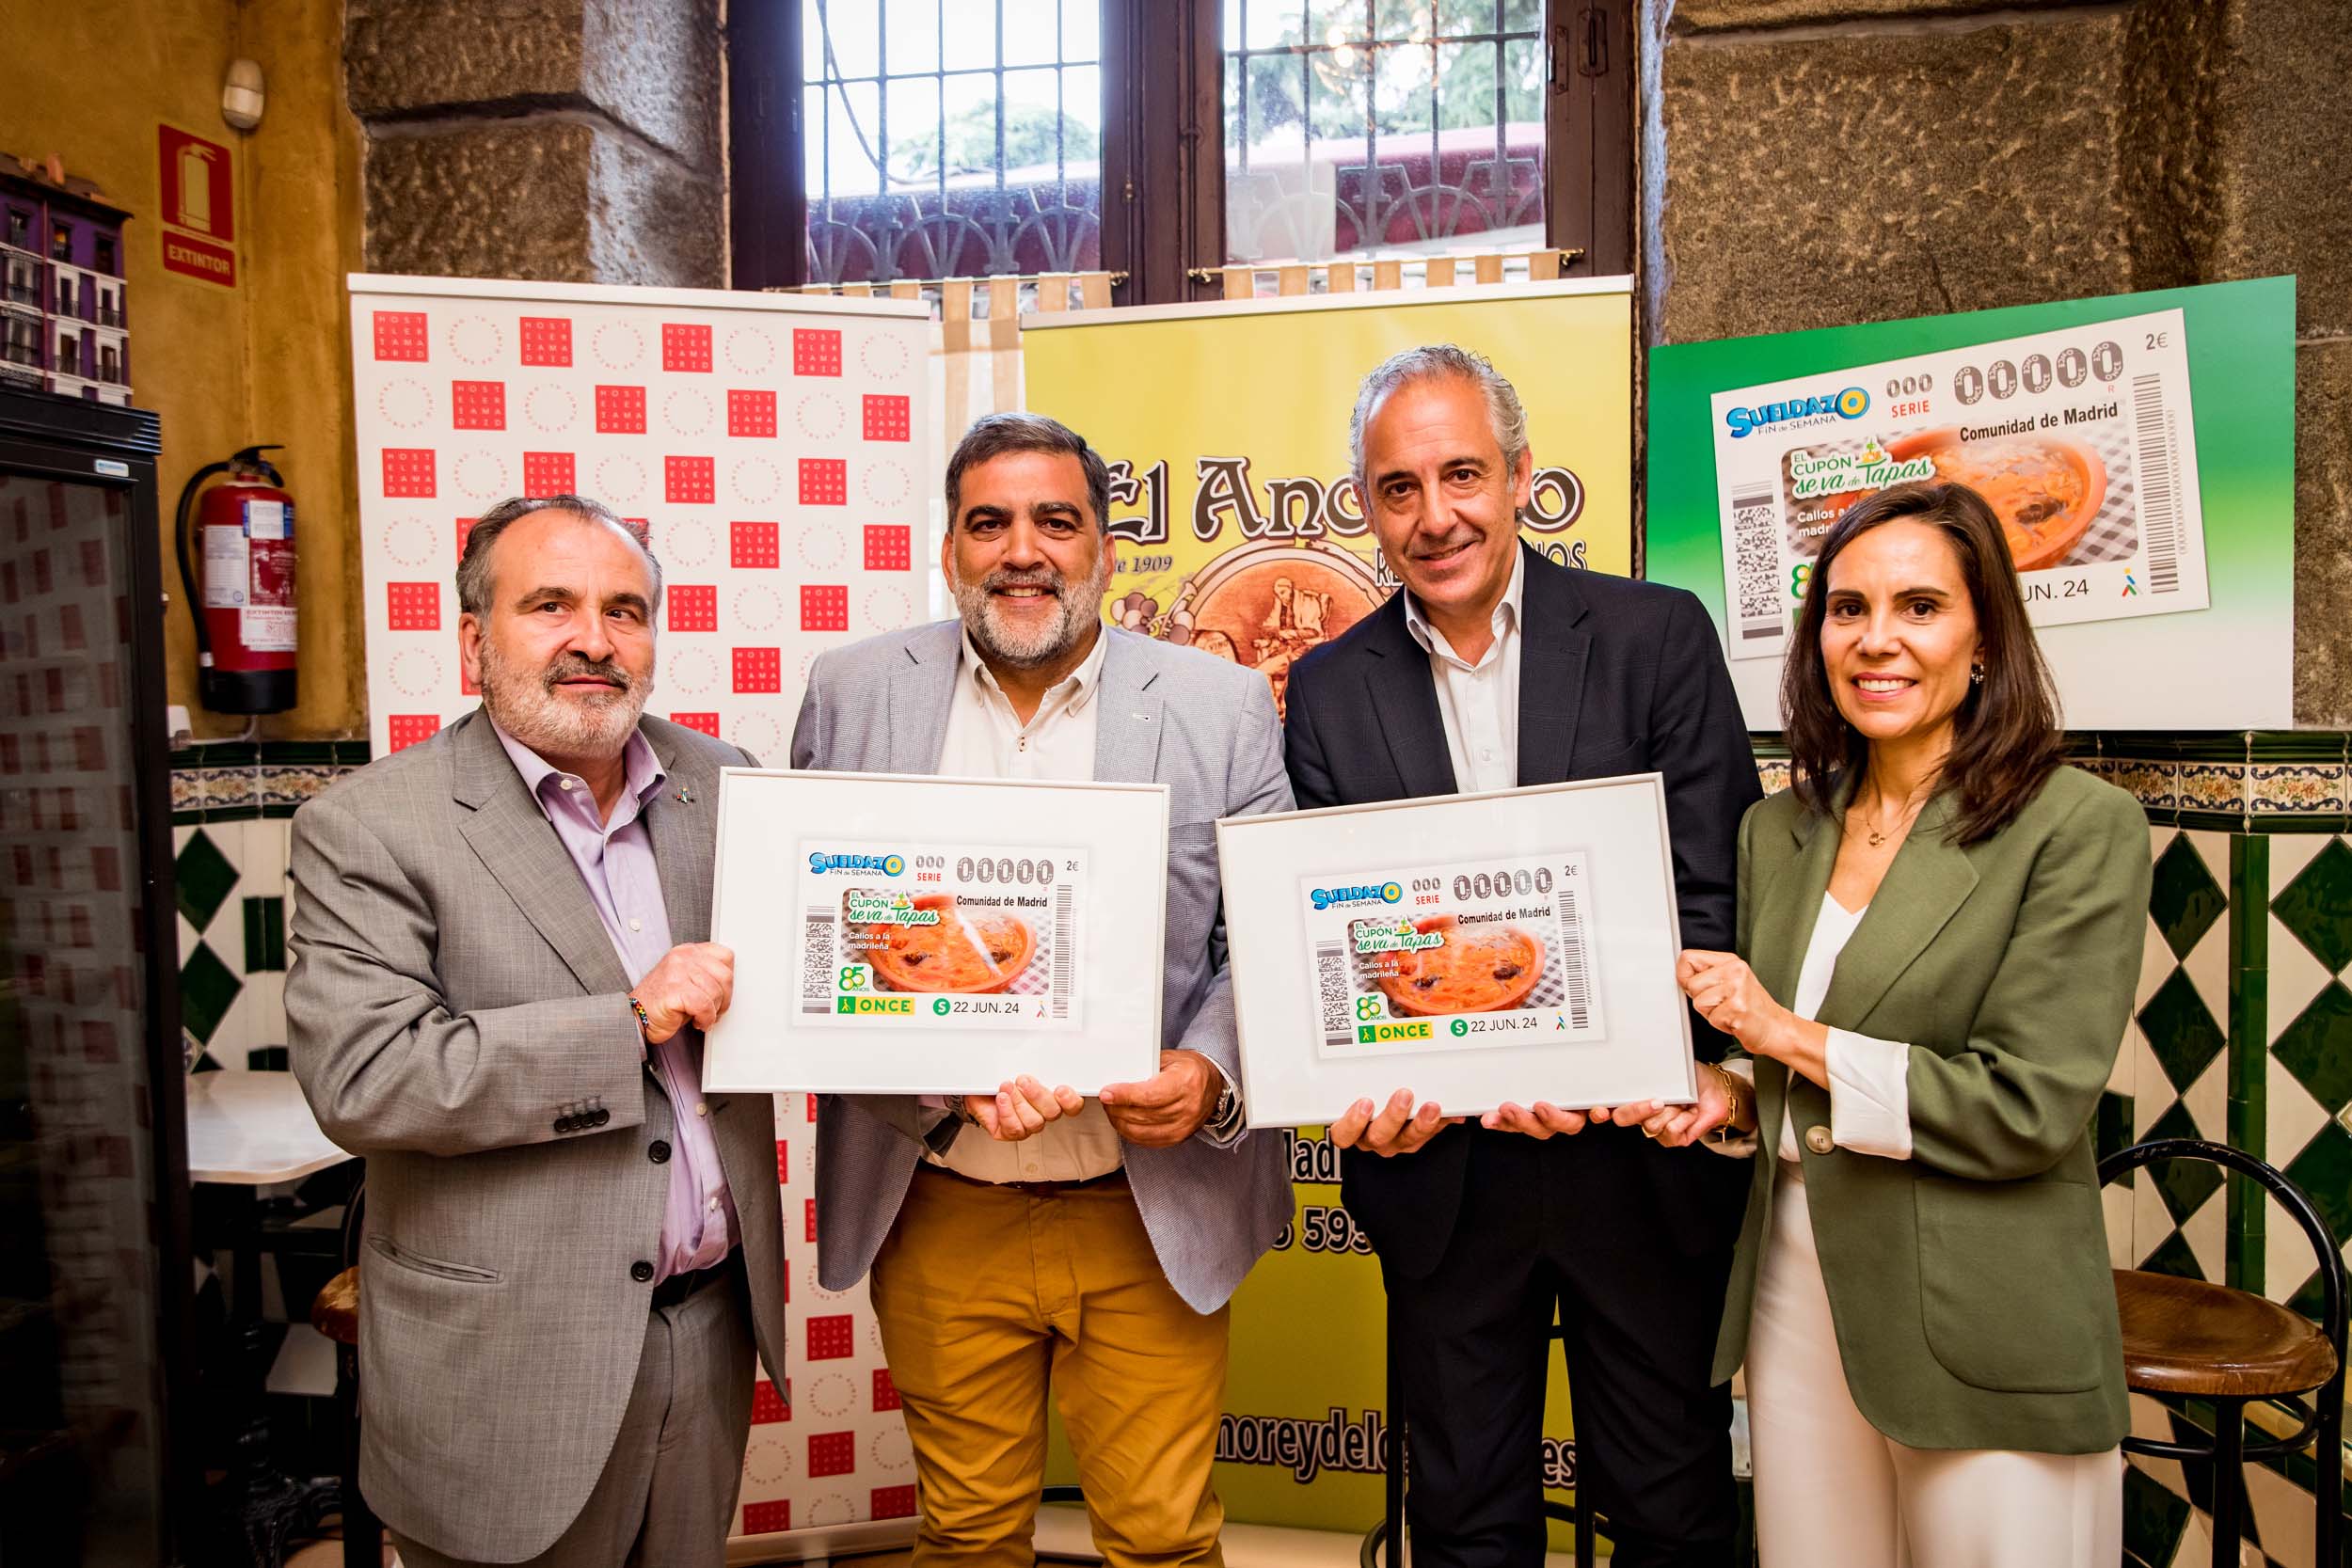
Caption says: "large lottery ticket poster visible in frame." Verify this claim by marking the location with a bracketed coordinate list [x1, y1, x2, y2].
[347, 276, 930, 1553]
[1646, 277, 2296, 730]
[347, 274, 932, 761]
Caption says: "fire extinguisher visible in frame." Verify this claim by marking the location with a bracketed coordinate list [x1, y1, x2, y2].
[174, 444, 296, 714]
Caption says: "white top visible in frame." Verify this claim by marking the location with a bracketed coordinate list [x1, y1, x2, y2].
[184, 1069, 353, 1185]
[934, 623, 1109, 782]
[1401, 549, 1525, 795]
[1723, 893, 1914, 1163]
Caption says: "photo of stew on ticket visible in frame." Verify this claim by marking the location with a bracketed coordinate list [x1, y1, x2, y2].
[1302, 851, 1605, 1060]
[1710, 308, 2209, 660]
[795, 840, 1085, 1031]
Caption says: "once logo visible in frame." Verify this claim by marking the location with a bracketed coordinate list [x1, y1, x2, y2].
[1356, 1021, 1432, 1044]
[836, 995, 913, 1016]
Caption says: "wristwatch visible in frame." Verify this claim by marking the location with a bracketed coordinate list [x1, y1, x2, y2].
[1205, 1080, 1242, 1139]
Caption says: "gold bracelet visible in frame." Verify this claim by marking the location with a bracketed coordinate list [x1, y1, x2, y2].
[1708, 1063, 1748, 1144]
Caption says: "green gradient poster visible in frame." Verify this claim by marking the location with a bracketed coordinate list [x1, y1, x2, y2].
[1646, 277, 2296, 729]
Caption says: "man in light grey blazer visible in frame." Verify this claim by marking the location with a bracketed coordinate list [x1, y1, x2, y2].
[288, 496, 786, 1568]
[793, 413, 1293, 1568]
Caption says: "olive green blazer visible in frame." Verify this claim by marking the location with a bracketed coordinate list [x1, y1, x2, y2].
[1711, 765, 2151, 1453]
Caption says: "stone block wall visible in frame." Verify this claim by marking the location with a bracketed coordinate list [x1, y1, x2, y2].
[1644, 0, 2352, 726]
[345, 0, 724, 286]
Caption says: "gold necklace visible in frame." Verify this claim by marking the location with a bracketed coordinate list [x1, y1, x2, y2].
[1855, 794, 1925, 847]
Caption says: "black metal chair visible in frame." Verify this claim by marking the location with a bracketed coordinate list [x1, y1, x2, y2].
[307, 1180, 379, 1568]
[2098, 1138, 2345, 1568]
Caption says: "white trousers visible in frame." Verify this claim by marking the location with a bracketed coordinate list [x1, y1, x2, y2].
[1746, 1165, 2122, 1568]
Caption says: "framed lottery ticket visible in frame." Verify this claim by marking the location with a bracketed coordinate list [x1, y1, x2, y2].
[1217, 777, 1695, 1127]
[703, 769, 1169, 1093]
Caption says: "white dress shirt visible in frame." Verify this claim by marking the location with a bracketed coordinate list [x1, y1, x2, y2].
[1718, 893, 1914, 1161]
[926, 627, 1241, 1181]
[1401, 548, 1526, 794]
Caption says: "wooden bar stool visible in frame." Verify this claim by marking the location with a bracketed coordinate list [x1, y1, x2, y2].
[2099, 1138, 2345, 1568]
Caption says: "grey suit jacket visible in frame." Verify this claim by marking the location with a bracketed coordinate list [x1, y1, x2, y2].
[791, 622, 1295, 1312]
[286, 710, 787, 1562]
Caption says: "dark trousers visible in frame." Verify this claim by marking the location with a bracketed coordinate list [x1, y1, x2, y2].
[1385, 1129, 1739, 1568]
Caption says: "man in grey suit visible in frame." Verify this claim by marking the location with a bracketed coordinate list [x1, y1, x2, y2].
[288, 495, 787, 1568]
[792, 413, 1293, 1568]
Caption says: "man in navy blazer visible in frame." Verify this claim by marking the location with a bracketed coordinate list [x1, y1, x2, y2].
[1282, 346, 1761, 1567]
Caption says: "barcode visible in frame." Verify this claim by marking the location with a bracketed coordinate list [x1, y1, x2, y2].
[1556, 883, 1593, 1031]
[1315, 940, 1356, 1049]
[1050, 884, 1073, 1021]
[800, 910, 835, 1016]
[2132, 374, 2182, 593]
[1730, 489, 1784, 641]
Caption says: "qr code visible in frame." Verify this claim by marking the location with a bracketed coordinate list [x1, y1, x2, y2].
[1316, 941, 1354, 1048]
[1730, 490, 1784, 641]
[800, 911, 835, 1015]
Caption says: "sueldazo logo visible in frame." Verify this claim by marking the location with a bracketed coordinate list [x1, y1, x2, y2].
[1309, 881, 1405, 912]
[809, 851, 905, 876]
[1724, 386, 1869, 438]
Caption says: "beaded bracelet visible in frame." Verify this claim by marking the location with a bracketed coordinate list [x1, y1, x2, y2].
[628, 995, 652, 1035]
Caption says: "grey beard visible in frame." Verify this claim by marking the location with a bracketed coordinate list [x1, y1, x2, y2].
[477, 643, 651, 760]
[951, 561, 1111, 670]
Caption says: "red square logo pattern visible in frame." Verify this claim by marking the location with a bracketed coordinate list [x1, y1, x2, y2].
[388, 715, 440, 752]
[451, 380, 506, 430]
[518, 316, 571, 366]
[730, 520, 779, 569]
[741, 1500, 790, 1535]
[751, 1379, 788, 1425]
[733, 647, 781, 693]
[864, 525, 911, 571]
[798, 458, 848, 506]
[523, 451, 575, 494]
[792, 328, 842, 376]
[808, 1433, 855, 1477]
[862, 394, 912, 442]
[872, 1370, 900, 1411]
[455, 517, 475, 561]
[728, 388, 777, 438]
[670, 711, 720, 737]
[596, 385, 646, 434]
[804, 1314, 853, 1360]
[801, 585, 848, 632]
[667, 455, 716, 504]
[667, 584, 717, 632]
[372, 310, 428, 361]
[381, 449, 436, 498]
[386, 582, 439, 630]
[872, 1486, 918, 1520]
[803, 1196, 818, 1243]
[773, 1139, 789, 1183]
[662, 323, 713, 372]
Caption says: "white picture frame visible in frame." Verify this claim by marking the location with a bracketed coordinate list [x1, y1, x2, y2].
[1218, 775, 1697, 1127]
[704, 769, 1170, 1094]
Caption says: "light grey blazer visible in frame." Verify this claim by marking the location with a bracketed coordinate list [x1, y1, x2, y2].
[791, 622, 1295, 1312]
[286, 710, 787, 1563]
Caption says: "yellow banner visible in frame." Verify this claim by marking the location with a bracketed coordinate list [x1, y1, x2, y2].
[1024, 282, 1633, 721]
[1023, 282, 1630, 1544]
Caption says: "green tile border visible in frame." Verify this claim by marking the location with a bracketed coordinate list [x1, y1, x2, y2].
[1743, 732, 2352, 832]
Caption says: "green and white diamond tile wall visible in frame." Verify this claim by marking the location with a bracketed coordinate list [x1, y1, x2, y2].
[2120, 827, 2238, 1286]
[172, 818, 294, 1071]
[2265, 834, 2352, 1324]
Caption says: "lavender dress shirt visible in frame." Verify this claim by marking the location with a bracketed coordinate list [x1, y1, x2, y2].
[493, 721, 740, 1281]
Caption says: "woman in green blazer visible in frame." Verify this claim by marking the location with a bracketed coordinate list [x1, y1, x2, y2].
[1620, 480, 2152, 1565]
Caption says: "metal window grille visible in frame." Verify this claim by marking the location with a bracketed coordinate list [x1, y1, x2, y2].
[1224, 0, 1544, 263]
[802, 0, 1104, 286]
